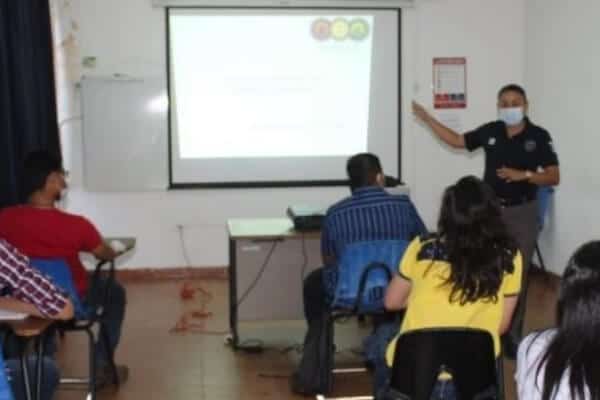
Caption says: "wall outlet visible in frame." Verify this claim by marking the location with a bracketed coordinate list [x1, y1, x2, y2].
[82, 56, 96, 68]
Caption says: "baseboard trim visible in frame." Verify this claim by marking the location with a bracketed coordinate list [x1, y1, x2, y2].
[115, 267, 228, 282]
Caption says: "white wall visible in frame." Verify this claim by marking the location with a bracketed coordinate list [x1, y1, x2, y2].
[62, 0, 526, 269]
[525, 0, 600, 274]
[402, 0, 526, 228]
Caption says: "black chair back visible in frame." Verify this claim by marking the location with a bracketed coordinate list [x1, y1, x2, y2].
[388, 328, 500, 400]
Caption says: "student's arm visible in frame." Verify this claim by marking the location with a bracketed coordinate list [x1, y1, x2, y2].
[0, 297, 73, 320]
[499, 296, 518, 334]
[413, 101, 466, 149]
[384, 275, 412, 311]
[91, 243, 117, 261]
[499, 251, 524, 334]
[78, 217, 117, 261]
[385, 238, 420, 310]
[0, 241, 74, 320]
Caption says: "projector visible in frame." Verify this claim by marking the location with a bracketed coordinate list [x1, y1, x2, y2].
[287, 205, 325, 231]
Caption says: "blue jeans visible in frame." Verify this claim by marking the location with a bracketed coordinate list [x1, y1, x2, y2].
[364, 321, 399, 397]
[5, 357, 59, 400]
[88, 278, 127, 366]
[377, 379, 457, 400]
[430, 380, 458, 400]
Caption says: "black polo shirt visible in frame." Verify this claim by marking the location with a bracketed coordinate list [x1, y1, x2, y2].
[464, 118, 559, 203]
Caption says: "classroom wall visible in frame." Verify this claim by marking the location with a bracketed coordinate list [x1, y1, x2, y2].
[61, 0, 526, 269]
[525, 0, 600, 274]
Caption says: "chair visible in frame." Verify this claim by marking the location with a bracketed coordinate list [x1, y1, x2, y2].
[323, 240, 409, 395]
[385, 328, 504, 400]
[29, 258, 120, 400]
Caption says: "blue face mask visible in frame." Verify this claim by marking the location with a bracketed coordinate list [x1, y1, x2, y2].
[498, 107, 524, 126]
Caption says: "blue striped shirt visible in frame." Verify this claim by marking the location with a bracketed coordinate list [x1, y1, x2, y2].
[321, 186, 427, 260]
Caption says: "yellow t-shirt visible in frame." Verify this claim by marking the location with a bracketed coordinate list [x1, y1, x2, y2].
[385, 235, 522, 366]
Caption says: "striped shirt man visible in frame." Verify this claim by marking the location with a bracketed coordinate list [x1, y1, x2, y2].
[321, 186, 427, 261]
[320, 186, 427, 295]
[0, 239, 68, 317]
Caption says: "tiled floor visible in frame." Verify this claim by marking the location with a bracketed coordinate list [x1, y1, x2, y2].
[54, 270, 559, 400]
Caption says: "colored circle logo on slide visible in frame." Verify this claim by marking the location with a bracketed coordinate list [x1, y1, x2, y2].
[331, 19, 350, 40]
[311, 19, 331, 41]
[349, 18, 369, 40]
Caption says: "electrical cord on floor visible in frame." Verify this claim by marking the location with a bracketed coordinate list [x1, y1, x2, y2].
[236, 241, 278, 308]
[170, 282, 229, 335]
[176, 225, 192, 267]
[229, 241, 279, 353]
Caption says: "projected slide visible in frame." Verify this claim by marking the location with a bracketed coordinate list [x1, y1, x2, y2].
[170, 15, 374, 159]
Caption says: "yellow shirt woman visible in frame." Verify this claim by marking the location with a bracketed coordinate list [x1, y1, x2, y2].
[385, 235, 522, 366]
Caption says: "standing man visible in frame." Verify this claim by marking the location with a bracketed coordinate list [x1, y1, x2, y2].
[412, 84, 559, 357]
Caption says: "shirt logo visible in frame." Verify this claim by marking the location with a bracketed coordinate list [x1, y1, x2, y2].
[525, 140, 537, 152]
[488, 137, 496, 146]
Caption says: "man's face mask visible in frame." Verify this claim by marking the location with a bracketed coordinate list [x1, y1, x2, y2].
[498, 107, 524, 126]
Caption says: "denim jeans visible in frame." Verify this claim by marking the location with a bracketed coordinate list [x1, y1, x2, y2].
[365, 321, 399, 397]
[5, 357, 59, 400]
[377, 379, 457, 400]
[429, 379, 458, 400]
[86, 278, 127, 366]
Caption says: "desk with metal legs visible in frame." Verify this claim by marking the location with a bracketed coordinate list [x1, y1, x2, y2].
[227, 218, 322, 348]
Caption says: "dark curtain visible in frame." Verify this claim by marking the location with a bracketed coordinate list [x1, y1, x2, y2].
[0, 0, 61, 207]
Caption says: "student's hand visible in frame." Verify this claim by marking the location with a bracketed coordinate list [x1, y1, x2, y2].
[497, 167, 527, 182]
[412, 101, 430, 123]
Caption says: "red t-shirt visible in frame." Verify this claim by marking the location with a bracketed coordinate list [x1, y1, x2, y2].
[0, 205, 103, 296]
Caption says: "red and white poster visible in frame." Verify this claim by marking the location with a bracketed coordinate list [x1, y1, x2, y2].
[433, 57, 467, 109]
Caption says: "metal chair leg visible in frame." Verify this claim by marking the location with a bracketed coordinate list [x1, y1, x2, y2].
[535, 242, 547, 272]
[20, 339, 32, 400]
[36, 335, 45, 400]
[496, 356, 505, 400]
[86, 328, 97, 400]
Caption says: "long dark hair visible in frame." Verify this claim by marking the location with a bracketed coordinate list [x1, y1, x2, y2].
[437, 176, 517, 305]
[537, 241, 600, 400]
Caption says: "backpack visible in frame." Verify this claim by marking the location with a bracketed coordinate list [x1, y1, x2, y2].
[290, 312, 334, 395]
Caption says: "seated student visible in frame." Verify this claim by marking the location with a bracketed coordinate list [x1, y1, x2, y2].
[292, 153, 426, 395]
[516, 241, 600, 400]
[0, 150, 128, 385]
[382, 176, 522, 399]
[304, 152, 426, 325]
[0, 238, 74, 400]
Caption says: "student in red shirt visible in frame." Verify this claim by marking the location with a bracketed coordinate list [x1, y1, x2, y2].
[0, 150, 128, 386]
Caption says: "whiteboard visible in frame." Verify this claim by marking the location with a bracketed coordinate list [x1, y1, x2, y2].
[81, 76, 168, 191]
